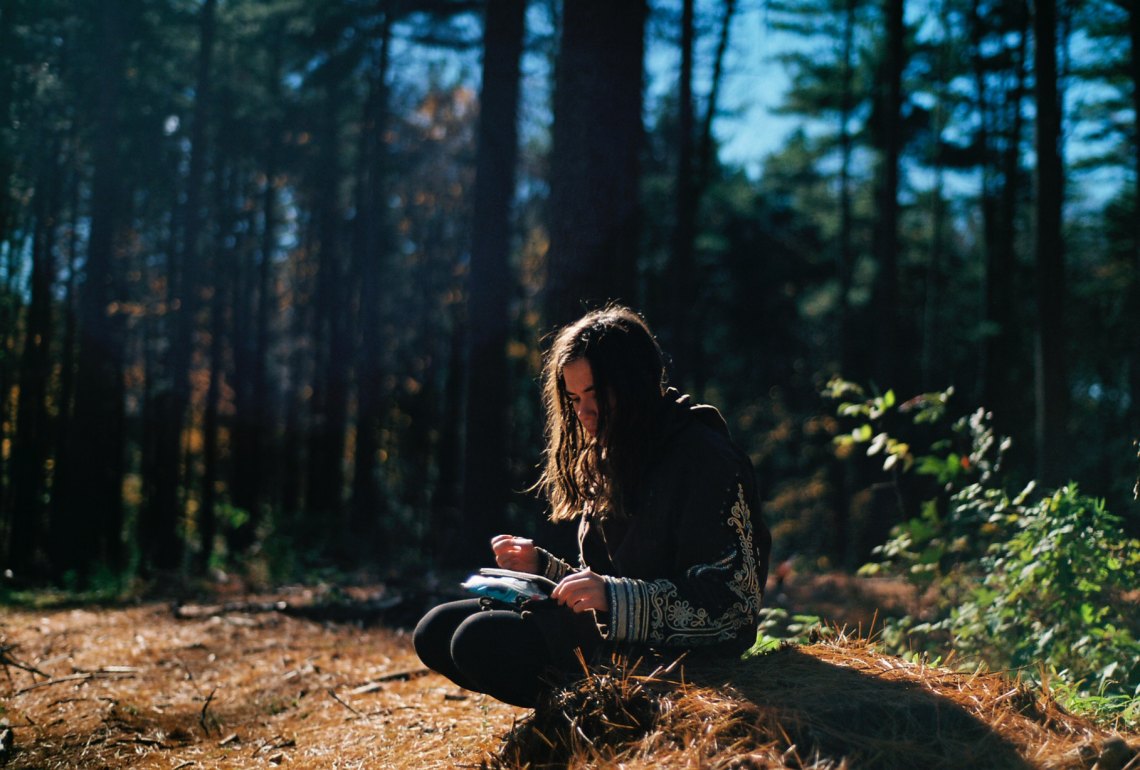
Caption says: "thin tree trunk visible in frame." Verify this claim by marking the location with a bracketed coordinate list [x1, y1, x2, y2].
[697, 0, 736, 190]
[838, 0, 857, 378]
[834, 0, 858, 552]
[980, 3, 1029, 431]
[1032, 0, 1067, 484]
[0, 0, 15, 252]
[54, 137, 82, 525]
[873, 0, 905, 389]
[7, 139, 61, 576]
[198, 250, 227, 574]
[0, 0, 14, 538]
[350, 13, 395, 560]
[226, 33, 282, 553]
[434, 305, 465, 561]
[669, 0, 698, 387]
[1127, 0, 1140, 440]
[306, 84, 350, 537]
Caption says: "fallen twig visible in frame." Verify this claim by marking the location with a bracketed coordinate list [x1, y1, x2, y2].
[172, 595, 403, 624]
[14, 671, 135, 695]
[328, 688, 370, 721]
[374, 667, 430, 683]
[0, 643, 50, 678]
[199, 687, 217, 737]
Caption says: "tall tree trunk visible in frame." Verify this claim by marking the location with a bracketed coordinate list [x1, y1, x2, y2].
[0, 0, 15, 252]
[686, 0, 737, 396]
[305, 85, 350, 538]
[281, 246, 313, 529]
[142, 0, 216, 572]
[873, 0, 905, 389]
[545, 0, 648, 326]
[350, 14, 395, 561]
[838, 0, 857, 378]
[970, 0, 997, 411]
[54, 139, 82, 528]
[668, 0, 698, 387]
[829, 0, 860, 567]
[0, 0, 17, 535]
[1032, 0, 1067, 484]
[7, 140, 61, 576]
[434, 305, 465, 561]
[697, 0, 735, 190]
[1127, 0, 1140, 443]
[920, 25, 947, 390]
[197, 250, 226, 574]
[228, 33, 282, 553]
[52, 1, 129, 580]
[458, 0, 526, 564]
[995, 17, 1029, 429]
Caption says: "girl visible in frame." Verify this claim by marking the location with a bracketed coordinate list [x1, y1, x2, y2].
[413, 306, 771, 707]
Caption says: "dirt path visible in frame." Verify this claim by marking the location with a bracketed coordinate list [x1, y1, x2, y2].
[0, 601, 523, 769]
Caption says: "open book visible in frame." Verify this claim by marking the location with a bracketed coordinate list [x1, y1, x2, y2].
[461, 567, 557, 606]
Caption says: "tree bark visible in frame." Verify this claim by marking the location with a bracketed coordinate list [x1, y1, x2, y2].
[305, 83, 350, 534]
[668, 0, 698, 387]
[52, 0, 129, 580]
[456, 0, 527, 564]
[545, 0, 648, 327]
[873, 0, 905, 389]
[0, 0, 15, 253]
[7, 138, 60, 575]
[838, 0, 857, 378]
[229, 29, 284, 553]
[142, 0, 216, 572]
[1127, 0, 1140, 442]
[1032, 0, 1067, 484]
[197, 248, 226, 574]
[350, 13, 395, 559]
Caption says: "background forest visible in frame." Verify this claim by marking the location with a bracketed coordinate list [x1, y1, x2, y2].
[0, 0, 1138, 594]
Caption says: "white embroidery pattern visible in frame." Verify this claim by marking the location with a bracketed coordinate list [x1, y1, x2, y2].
[603, 482, 763, 646]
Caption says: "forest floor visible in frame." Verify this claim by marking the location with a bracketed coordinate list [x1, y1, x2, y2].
[0, 573, 1135, 769]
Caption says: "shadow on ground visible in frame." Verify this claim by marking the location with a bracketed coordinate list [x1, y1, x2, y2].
[488, 640, 1121, 769]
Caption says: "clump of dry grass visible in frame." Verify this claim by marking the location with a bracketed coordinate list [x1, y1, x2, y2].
[485, 636, 1140, 770]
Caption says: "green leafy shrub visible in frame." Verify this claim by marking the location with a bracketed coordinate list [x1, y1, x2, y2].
[827, 378, 1140, 723]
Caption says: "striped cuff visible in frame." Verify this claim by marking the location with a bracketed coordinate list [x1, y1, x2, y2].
[600, 575, 654, 643]
[536, 548, 572, 583]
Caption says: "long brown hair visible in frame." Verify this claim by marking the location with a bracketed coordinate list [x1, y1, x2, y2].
[534, 306, 667, 522]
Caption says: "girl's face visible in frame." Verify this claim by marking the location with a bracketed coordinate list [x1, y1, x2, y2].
[562, 358, 599, 437]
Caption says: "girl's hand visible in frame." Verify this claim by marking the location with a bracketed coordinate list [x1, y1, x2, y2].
[490, 535, 539, 573]
[551, 569, 609, 613]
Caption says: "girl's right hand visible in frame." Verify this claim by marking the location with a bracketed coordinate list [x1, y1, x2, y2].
[491, 535, 539, 573]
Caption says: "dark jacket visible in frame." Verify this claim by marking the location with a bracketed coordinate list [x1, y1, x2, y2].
[537, 389, 772, 655]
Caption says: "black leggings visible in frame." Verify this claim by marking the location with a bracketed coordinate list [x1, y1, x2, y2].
[413, 598, 602, 708]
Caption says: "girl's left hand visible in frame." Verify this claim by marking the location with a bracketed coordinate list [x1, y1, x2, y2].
[551, 569, 609, 613]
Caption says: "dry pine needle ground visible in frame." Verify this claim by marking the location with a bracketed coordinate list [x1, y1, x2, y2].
[489, 638, 1139, 770]
[0, 599, 523, 769]
[0, 598, 1136, 769]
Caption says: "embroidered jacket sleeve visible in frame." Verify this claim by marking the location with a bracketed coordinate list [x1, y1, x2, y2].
[598, 471, 767, 649]
[535, 547, 574, 583]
